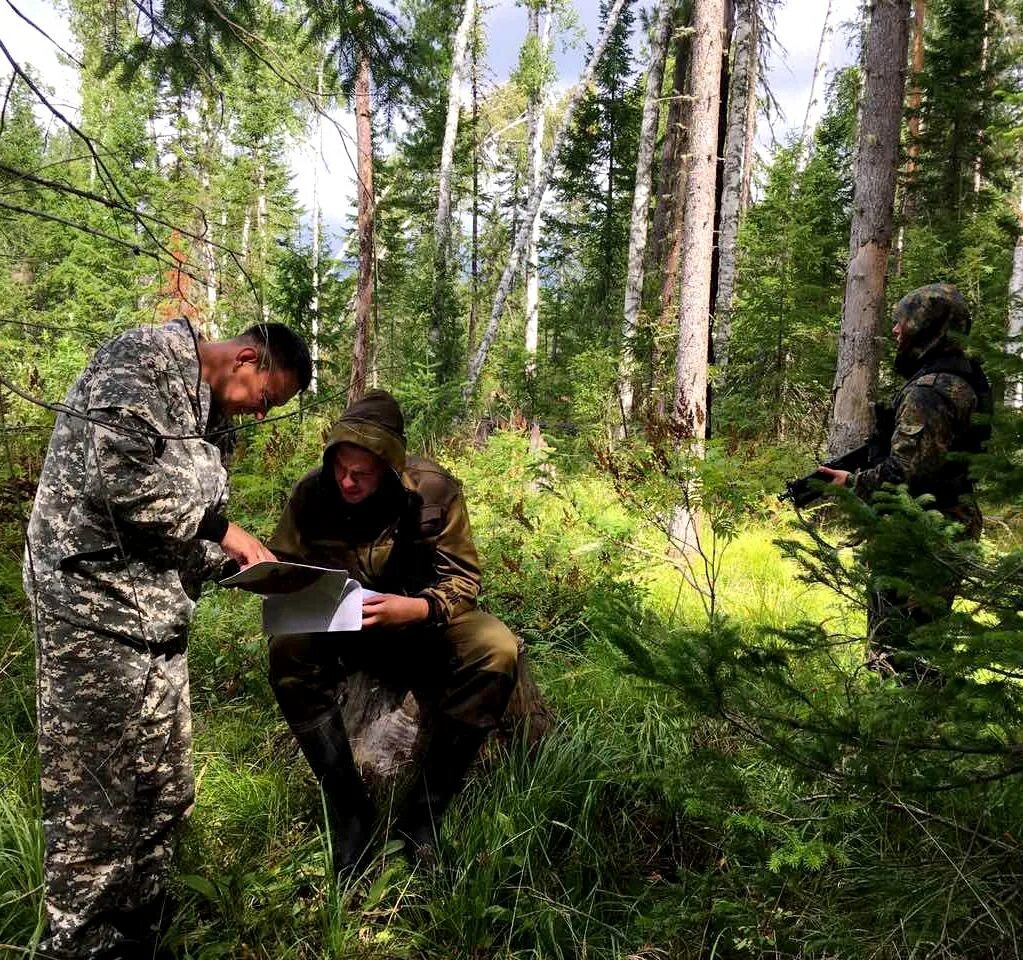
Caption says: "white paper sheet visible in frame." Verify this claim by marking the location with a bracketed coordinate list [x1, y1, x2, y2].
[219, 560, 378, 633]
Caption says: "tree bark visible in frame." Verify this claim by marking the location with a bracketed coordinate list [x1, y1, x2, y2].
[649, 11, 690, 277]
[904, 0, 925, 208]
[827, 0, 910, 458]
[525, 4, 552, 382]
[711, 0, 756, 375]
[310, 62, 323, 395]
[669, 0, 725, 549]
[1007, 182, 1023, 409]
[673, 0, 725, 437]
[973, 0, 989, 194]
[257, 154, 270, 323]
[739, 4, 758, 215]
[432, 0, 475, 366]
[463, 0, 630, 403]
[617, 0, 676, 434]
[343, 640, 552, 804]
[656, 39, 694, 322]
[467, 7, 481, 368]
[350, 51, 375, 406]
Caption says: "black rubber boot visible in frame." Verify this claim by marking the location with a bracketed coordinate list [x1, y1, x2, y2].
[396, 720, 488, 861]
[291, 709, 376, 875]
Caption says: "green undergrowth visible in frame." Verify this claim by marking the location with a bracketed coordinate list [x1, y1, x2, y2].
[1, 426, 1021, 957]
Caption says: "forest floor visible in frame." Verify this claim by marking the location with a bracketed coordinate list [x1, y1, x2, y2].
[2, 423, 1018, 959]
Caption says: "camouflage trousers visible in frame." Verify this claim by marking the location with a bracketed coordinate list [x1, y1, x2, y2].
[268, 608, 519, 735]
[34, 604, 193, 959]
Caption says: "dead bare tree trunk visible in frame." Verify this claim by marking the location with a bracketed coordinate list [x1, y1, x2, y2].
[669, 0, 726, 549]
[432, 0, 475, 368]
[463, 0, 630, 403]
[617, 0, 675, 436]
[799, 0, 834, 159]
[350, 51, 375, 406]
[711, 0, 757, 375]
[827, 0, 910, 458]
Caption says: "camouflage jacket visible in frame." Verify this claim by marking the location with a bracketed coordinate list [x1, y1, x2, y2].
[24, 318, 230, 646]
[853, 349, 986, 532]
[270, 455, 482, 626]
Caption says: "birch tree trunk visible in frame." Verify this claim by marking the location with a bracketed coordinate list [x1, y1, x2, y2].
[310, 63, 323, 395]
[973, 0, 990, 194]
[711, 0, 756, 375]
[257, 154, 270, 323]
[463, 0, 630, 402]
[467, 8, 481, 368]
[827, 0, 910, 458]
[669, 0, 725, 549]
[1007, 182, 1023, 409]
[525, 5, 552, 381]
[431, 0, 475, 365]
[350, 51, 375, 405]
[617, 0, 675, 433]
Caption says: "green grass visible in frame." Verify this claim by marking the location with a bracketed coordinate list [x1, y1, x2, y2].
[2, 429, 1022, 958]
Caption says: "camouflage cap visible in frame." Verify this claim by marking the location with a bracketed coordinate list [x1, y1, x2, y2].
[892, 283, 972, 350]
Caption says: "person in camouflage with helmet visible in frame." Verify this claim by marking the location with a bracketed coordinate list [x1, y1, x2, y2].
[24, 318, 311, 959]
[819, 283, 991, 675]
[267, 389, 519, 869]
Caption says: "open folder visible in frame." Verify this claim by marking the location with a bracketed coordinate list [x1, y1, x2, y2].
[219, 561, 378, 634]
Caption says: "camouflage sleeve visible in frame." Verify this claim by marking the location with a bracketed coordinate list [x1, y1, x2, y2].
[852, 384, 958, 499]
[416, 490, 481, 624]
[81, 341, 225, 543]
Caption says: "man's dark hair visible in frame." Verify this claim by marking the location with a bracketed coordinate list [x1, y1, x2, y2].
[241, 323, 313, 392]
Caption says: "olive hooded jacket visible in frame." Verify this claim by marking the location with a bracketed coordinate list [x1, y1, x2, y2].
[269, 390, 481, 624]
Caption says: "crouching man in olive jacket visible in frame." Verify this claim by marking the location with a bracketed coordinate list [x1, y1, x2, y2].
[267, 390, 518, 867]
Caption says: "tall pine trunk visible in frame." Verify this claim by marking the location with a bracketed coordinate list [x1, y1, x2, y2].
[463, 0, 630, 402]
[617, 0, 675, 433]
[432, 0, 475, 371]
[669, 0, 726, 547]
[350, 51, 375, 405]
[711, 0, 756, 375]
[828, 0, 910, 457]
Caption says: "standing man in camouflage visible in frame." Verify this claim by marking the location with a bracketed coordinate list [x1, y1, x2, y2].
[267, 390, 519, 868]
[819, 283, 990, 675]
[24, 318, 311, 959]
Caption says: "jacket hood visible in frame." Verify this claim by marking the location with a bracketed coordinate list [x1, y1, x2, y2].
[322, 389, 407, 476]
[893, 283, 972, 377]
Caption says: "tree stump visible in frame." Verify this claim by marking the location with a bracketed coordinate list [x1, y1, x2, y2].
[341, 638, 552, 809]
